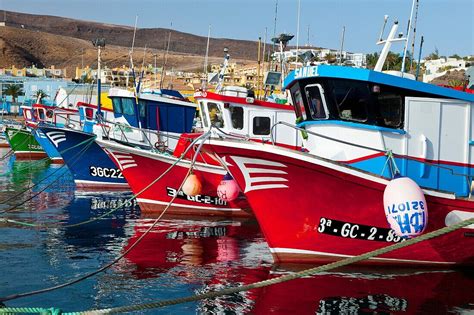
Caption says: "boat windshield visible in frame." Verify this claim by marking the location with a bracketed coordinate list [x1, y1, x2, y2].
[208, 102, 225, 128]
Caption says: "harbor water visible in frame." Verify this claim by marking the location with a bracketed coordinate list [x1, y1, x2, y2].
[1, 147, 474, 314]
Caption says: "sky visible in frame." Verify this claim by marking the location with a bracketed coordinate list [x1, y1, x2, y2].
[1, 0, 473, 57]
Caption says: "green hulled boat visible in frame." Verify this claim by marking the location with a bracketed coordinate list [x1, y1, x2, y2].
[4, 126, 47, 159]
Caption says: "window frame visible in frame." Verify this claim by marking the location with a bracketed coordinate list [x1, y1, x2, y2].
[304, 83, 329, 120]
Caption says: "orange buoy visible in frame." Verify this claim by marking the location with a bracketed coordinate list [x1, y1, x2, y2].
[182, 171, 202, 196]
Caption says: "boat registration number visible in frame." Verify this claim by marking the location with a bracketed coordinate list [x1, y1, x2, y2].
[89, 166, 124, 179]
[166, 187, 227, 206]
[318, 217, 404, 243]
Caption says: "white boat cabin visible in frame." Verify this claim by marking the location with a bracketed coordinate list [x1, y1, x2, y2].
[194, 87, 301, 149]
[284, 65, 474, 197]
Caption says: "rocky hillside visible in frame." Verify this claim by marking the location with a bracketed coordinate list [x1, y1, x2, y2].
[1, 10, 261, 67]
[0, 25, 248, 77]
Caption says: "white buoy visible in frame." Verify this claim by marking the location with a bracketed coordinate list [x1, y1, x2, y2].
[383, 175, 428, 238]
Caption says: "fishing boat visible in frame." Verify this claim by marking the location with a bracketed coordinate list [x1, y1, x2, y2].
[204, 64, 474, 266]
[38, 87, 196, 190]
[98, 87, 300, 217]
[3, 125, 47, 159]
[22, 103, 80, 163]
[201, 14, 474, 265]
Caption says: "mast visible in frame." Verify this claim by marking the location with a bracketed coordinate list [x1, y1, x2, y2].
[203, 25, 211, 90]
[415, 35, 424, 81]
[160, 23, 172, 90]
[216, 47, 230, 93]
[296, 0, 301, 61]
[401, 0, 416, 75]
[272, 0, 278, 71]
[339, 26, 345, 65]
[374, 20, 406, 72]
[257, 37, 262, 99]
[409, 0, 420, 72]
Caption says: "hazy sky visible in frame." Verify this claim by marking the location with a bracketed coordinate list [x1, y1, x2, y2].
[1, 0, 473, 57]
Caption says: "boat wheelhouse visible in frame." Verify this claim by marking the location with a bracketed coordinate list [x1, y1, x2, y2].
[285, 65, 474, 197]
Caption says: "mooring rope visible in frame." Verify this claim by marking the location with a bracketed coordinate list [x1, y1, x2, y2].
[0, 131, 212, 303]
[0, 136, 97, 209]
[1, 213, 472, 314]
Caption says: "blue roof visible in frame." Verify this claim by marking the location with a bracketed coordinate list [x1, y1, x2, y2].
[283, 65, 474, 103]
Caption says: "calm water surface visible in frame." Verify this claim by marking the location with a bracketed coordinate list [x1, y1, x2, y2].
[0, 147, 473, 314]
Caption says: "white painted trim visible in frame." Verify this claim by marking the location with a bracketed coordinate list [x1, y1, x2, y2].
[269, 247, 455, 265]
[137, 197, 242, 211]
[74, 179, 129, 187]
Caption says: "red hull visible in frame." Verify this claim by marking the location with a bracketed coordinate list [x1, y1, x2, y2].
[206, 140, 474, 266]
[102, 142, 252, 217]
[14, 151, 48, 159]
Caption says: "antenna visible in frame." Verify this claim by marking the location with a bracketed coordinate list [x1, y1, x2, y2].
[415, 35, 424, 80]
[160, 22, 172, 90]
[401, 0, 417, 75]
[296, 0, 301, 57]
[202, 24, 211, 90]
[129, 15, 139, 71]
[339, 26, 346, 65]
[409, 0, 420, 72]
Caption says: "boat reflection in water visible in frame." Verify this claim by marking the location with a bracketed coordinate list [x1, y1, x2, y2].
[118, 212, 474, 314]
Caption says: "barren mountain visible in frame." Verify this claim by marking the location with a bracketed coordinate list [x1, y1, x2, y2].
[0, 10, 262, 73]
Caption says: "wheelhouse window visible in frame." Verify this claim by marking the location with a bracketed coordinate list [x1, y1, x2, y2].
[253, 116, 271, 135]
[121, 98, 135, 115]
[304, 84, 328, 119]
[293, 89, 307, 121]
[112, 98, 123, 114]
[371, 84, 403, 128]
[207, 102, 224, 128]
[329, 79, 369, 122]
[230, 106, 243, 130]
[199, 101, 208, 128]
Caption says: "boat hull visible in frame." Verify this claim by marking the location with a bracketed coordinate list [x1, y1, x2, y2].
[99, 140, 252, 217]
[31, 128, 64, 163]
[205, 140, 474, 266]
[38, 126, 129, 191]
[4, 127, 47, 159]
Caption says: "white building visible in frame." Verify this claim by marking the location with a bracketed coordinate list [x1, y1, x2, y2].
[423, 57, 467, 83]
[272, 48, 367, 68]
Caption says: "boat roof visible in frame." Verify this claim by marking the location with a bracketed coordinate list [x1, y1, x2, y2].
[194, 91, 293, 111]
[283, 65, 474, 103]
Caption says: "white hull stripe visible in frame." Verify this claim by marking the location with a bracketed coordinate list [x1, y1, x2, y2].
[45, 131, 67, 147]
[137, 197, 242, 211]
[74, 179, 129, 186]
[269, 247, 455, 265]
[231, 156, 288, 193]
[14, 151, 45, 154]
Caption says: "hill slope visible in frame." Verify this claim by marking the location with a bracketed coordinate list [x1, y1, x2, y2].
[2, 10, 261, 61]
